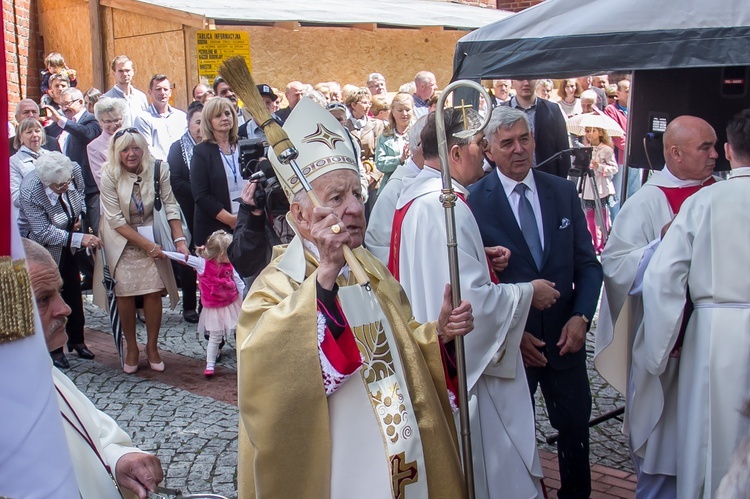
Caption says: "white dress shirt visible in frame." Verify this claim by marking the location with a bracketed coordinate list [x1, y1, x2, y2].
[496, 168, 545, 249]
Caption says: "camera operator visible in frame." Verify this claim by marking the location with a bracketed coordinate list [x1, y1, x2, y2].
[228, 180, 272, 293]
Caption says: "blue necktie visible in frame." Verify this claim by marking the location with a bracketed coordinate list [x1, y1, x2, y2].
[514, 183, 543, 269]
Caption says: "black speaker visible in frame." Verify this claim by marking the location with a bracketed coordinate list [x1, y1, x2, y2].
[629, 66, 750, 172]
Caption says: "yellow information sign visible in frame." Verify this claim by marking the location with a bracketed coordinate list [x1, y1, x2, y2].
[196, 30, 251, 84]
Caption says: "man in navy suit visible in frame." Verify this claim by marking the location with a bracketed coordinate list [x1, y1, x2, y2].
[469, 106, 602, 499]
[505, 80, 571, 178]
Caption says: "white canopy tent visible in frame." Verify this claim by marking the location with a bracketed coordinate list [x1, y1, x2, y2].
[132, 0, 513, 30]
[453, 0, 750, 80]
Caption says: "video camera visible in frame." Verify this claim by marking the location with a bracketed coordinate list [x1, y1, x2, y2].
[565, 139, 594, 179]
[238, 138, 290, 216]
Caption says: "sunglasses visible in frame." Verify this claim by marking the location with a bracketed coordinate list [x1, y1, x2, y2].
[114, 127, 139, 141]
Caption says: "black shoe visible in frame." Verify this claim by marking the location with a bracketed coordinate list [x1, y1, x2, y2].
[68, 343, 95, 359]
[183, 311, 200, 324]
[51, 352, 70, 369]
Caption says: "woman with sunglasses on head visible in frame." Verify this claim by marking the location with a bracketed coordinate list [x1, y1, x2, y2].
[18, 151, 101, 368]
[95, 128, 189, 374]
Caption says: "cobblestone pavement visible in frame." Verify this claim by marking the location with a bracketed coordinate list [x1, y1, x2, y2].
[71, 291, 630, 498]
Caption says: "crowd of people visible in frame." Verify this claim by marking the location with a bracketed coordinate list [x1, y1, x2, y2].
[7, 48, 750, 499]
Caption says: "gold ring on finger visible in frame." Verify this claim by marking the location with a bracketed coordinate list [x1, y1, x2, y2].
[331, 223, 341, 234]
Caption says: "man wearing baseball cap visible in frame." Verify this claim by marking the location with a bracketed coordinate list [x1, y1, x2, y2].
[238, 83, 282, 142]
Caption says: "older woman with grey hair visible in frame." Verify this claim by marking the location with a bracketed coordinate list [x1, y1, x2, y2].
[87, 97, 127, 191]
[18, 151, 101, 368]
[10, 117, 48, 207]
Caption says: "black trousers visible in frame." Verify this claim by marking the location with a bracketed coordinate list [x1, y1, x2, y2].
[526, 360, 592, 499]
[59, 250, 85, 345]
[180, 264, 197, 313]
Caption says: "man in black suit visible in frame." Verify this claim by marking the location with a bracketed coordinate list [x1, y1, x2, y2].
[44, 87, 102, 235]
[506, 80, 571, 178]
[469, 106, 602, 499]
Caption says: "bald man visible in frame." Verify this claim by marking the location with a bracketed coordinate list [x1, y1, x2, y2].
[412, 71, 437, 118]
[23, 238, 163, 499]
[276, 81, 306, 122]
[595, 116, 719, 499]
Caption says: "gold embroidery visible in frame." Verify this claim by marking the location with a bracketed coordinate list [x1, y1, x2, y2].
[301, 123, 345, 149]
[0, 257, 35, 343]
[353, 320, 395, 384]
[371, 383, 410, 444]
[391, 452, 418, 499]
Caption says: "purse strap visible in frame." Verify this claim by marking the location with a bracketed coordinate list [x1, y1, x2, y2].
[153, 159, 162, 211]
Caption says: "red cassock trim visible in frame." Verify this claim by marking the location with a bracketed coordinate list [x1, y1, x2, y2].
[320, 324, 362, 376]
[387, 199, 415, 281]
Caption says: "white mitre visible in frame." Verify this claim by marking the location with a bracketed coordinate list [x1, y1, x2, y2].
[268, 97, 359, 202]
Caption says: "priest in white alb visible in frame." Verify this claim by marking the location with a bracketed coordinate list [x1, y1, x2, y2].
[595, 115, 720, 498]
[391, 107, 560, 498]
[642, 108, 750, 498]
[365, 115, 426, 265]
[236, 98, 475, 499]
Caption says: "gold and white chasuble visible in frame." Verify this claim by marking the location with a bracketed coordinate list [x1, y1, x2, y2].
[236, 235, 466, 499]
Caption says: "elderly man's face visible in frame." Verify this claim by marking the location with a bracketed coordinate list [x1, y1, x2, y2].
[295, 170, 366, 248]
[367, 78, 386, 96]
[286, 83, 306, 109]
[215, 82, 238, 109]
[485, 120, 535, 182]
[28, 260, 71, 352]
[60, 93, 84, 119]
[493, 80, 511, 99]
[17, 101, 40, 122]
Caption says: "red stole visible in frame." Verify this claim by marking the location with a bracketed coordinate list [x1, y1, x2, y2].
[387, 193, 499, 284]
[656, 176, 717, 214]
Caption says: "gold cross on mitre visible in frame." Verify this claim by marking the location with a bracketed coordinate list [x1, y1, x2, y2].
[452, 99, 474, 130]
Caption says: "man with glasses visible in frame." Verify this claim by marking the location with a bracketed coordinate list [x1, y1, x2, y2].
[45, 87, 102, 242]
[134, 74, 186, 161]
[366, 72, 387, 96]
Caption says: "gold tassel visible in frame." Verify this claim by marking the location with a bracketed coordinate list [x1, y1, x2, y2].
[0, 256, 36, 343]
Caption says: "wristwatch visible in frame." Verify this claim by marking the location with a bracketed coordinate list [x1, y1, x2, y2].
[574, 313, 590, 324]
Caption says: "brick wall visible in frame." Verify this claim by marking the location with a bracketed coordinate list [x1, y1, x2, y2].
[3, 0, 44, 121]
[455, 0, 497, 7]
[495, 0, 544, 11]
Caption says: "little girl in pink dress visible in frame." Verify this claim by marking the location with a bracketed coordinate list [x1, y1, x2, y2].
[184, 230, 244, 377]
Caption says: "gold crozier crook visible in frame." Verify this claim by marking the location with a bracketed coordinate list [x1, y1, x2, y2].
[435, 80, 493, 499]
